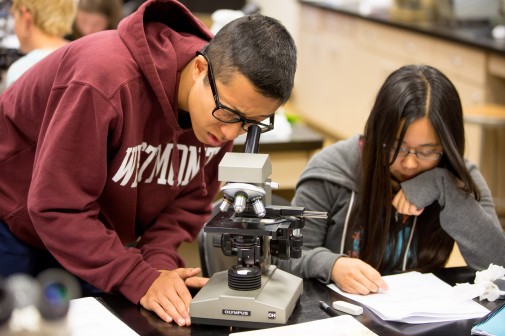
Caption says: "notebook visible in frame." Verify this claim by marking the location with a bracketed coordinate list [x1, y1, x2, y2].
[328, 272, 489, 324]
[471, 301, 505, 336]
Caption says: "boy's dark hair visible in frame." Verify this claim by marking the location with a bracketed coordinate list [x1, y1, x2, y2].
[205, 14, 297, 105]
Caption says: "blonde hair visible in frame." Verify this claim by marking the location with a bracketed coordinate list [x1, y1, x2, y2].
[12, 0, 77, 37]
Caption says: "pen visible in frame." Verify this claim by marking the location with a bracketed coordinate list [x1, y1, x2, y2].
[319, 300, 343, 317]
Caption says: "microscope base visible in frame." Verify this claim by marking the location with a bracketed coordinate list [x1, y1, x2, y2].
[190, 265, 303, 329]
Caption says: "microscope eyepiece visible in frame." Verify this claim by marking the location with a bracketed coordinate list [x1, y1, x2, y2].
[244, 125, 261, 154]
[36, 269, 81, 320]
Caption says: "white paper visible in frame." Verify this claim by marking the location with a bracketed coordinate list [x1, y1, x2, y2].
[68, 297, 139, 336]
[229, 315, 377, 336]
[327, 272, 490, 324]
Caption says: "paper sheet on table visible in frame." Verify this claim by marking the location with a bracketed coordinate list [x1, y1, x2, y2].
[328, 272, 489, 324]
[68, 297, 139, 336]
[229, 315, 377, 336]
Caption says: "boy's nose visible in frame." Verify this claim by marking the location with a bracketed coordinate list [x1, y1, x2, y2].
[221, 122, 245, 141]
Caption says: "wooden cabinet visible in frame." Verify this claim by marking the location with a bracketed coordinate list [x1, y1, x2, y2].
[294, 4, 505, 166]
[295, 3, 505, 217]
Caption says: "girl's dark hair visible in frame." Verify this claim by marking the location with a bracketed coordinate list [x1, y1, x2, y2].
[355, 64, 479, 272]
[205, 14, 297, 105]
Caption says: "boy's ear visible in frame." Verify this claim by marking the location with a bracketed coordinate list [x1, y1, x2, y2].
[13, 5, 34, 40]
[193, 54, 208, 80]
[20, 5, 32, 19]
[19, 5, 33, 30]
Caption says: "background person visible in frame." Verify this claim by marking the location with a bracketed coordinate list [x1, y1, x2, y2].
[68, 0, 123, 40]
[276, 64, 505, 295]
[4, 0, 76, 87]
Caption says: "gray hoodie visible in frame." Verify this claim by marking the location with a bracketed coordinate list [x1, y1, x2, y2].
[275, 135, 505, 284]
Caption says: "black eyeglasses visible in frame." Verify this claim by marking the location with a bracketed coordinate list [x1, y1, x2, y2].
[196, 50, 275, 133]
[386, 145, 444, 161]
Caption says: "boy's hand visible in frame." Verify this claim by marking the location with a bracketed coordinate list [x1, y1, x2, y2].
[139, 267, 203, 326]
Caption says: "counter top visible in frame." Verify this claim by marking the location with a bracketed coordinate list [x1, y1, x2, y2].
[96, 267, 500, 336]
[464, 104, 505, 126]
[300, 0, 505, 55]
[232, 123, 324, 153]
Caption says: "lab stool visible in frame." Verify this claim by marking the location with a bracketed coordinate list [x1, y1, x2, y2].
[464, 104, 505, 220]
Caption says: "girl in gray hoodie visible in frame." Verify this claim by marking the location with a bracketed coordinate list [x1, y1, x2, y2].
[277, 64, 505, 295]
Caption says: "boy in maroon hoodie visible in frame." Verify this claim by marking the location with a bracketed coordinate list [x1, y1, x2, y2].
[0, 0, 296, 326]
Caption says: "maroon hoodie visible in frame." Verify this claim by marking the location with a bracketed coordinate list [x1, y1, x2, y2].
[0, 0, 232, 304]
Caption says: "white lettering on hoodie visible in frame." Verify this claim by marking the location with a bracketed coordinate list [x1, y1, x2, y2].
[112, 142, 221, 187]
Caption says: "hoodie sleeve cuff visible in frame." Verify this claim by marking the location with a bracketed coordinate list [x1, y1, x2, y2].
[117, 263, 160, 304]
[304, 247, 342, 284]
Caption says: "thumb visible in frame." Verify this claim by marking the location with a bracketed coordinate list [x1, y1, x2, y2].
[185, 276, 208, 288]
[175, 267, 201, 279]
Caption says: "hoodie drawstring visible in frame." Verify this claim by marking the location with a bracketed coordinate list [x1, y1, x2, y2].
[171, 131, 180, 191]
[402, 216, 417, 271]
[340, 191, 355, 254]
[199, 144, 208, 196]
[339, 189, 417, 270]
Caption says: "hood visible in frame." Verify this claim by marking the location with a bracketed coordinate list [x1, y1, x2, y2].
[298, 135, 362, 192]
[118, 0, 212, 124]
[118, 0, 213, 192]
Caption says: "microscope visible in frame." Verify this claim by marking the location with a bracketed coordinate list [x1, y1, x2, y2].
[0, 269, 80, 335]
[190, 125, 326, 328]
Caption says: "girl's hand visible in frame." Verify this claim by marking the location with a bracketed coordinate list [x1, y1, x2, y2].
[331, 257, 388, 295]
[392, 188, 424, 216]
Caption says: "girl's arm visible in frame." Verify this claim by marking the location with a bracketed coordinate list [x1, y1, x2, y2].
[401, 165, 505, 270]
[275, 178, 348, 283]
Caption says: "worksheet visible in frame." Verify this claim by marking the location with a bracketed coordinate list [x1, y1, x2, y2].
[230, 315, 376, 336]
[68, 297, 139, 336]
[328, 271, 490, 323]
